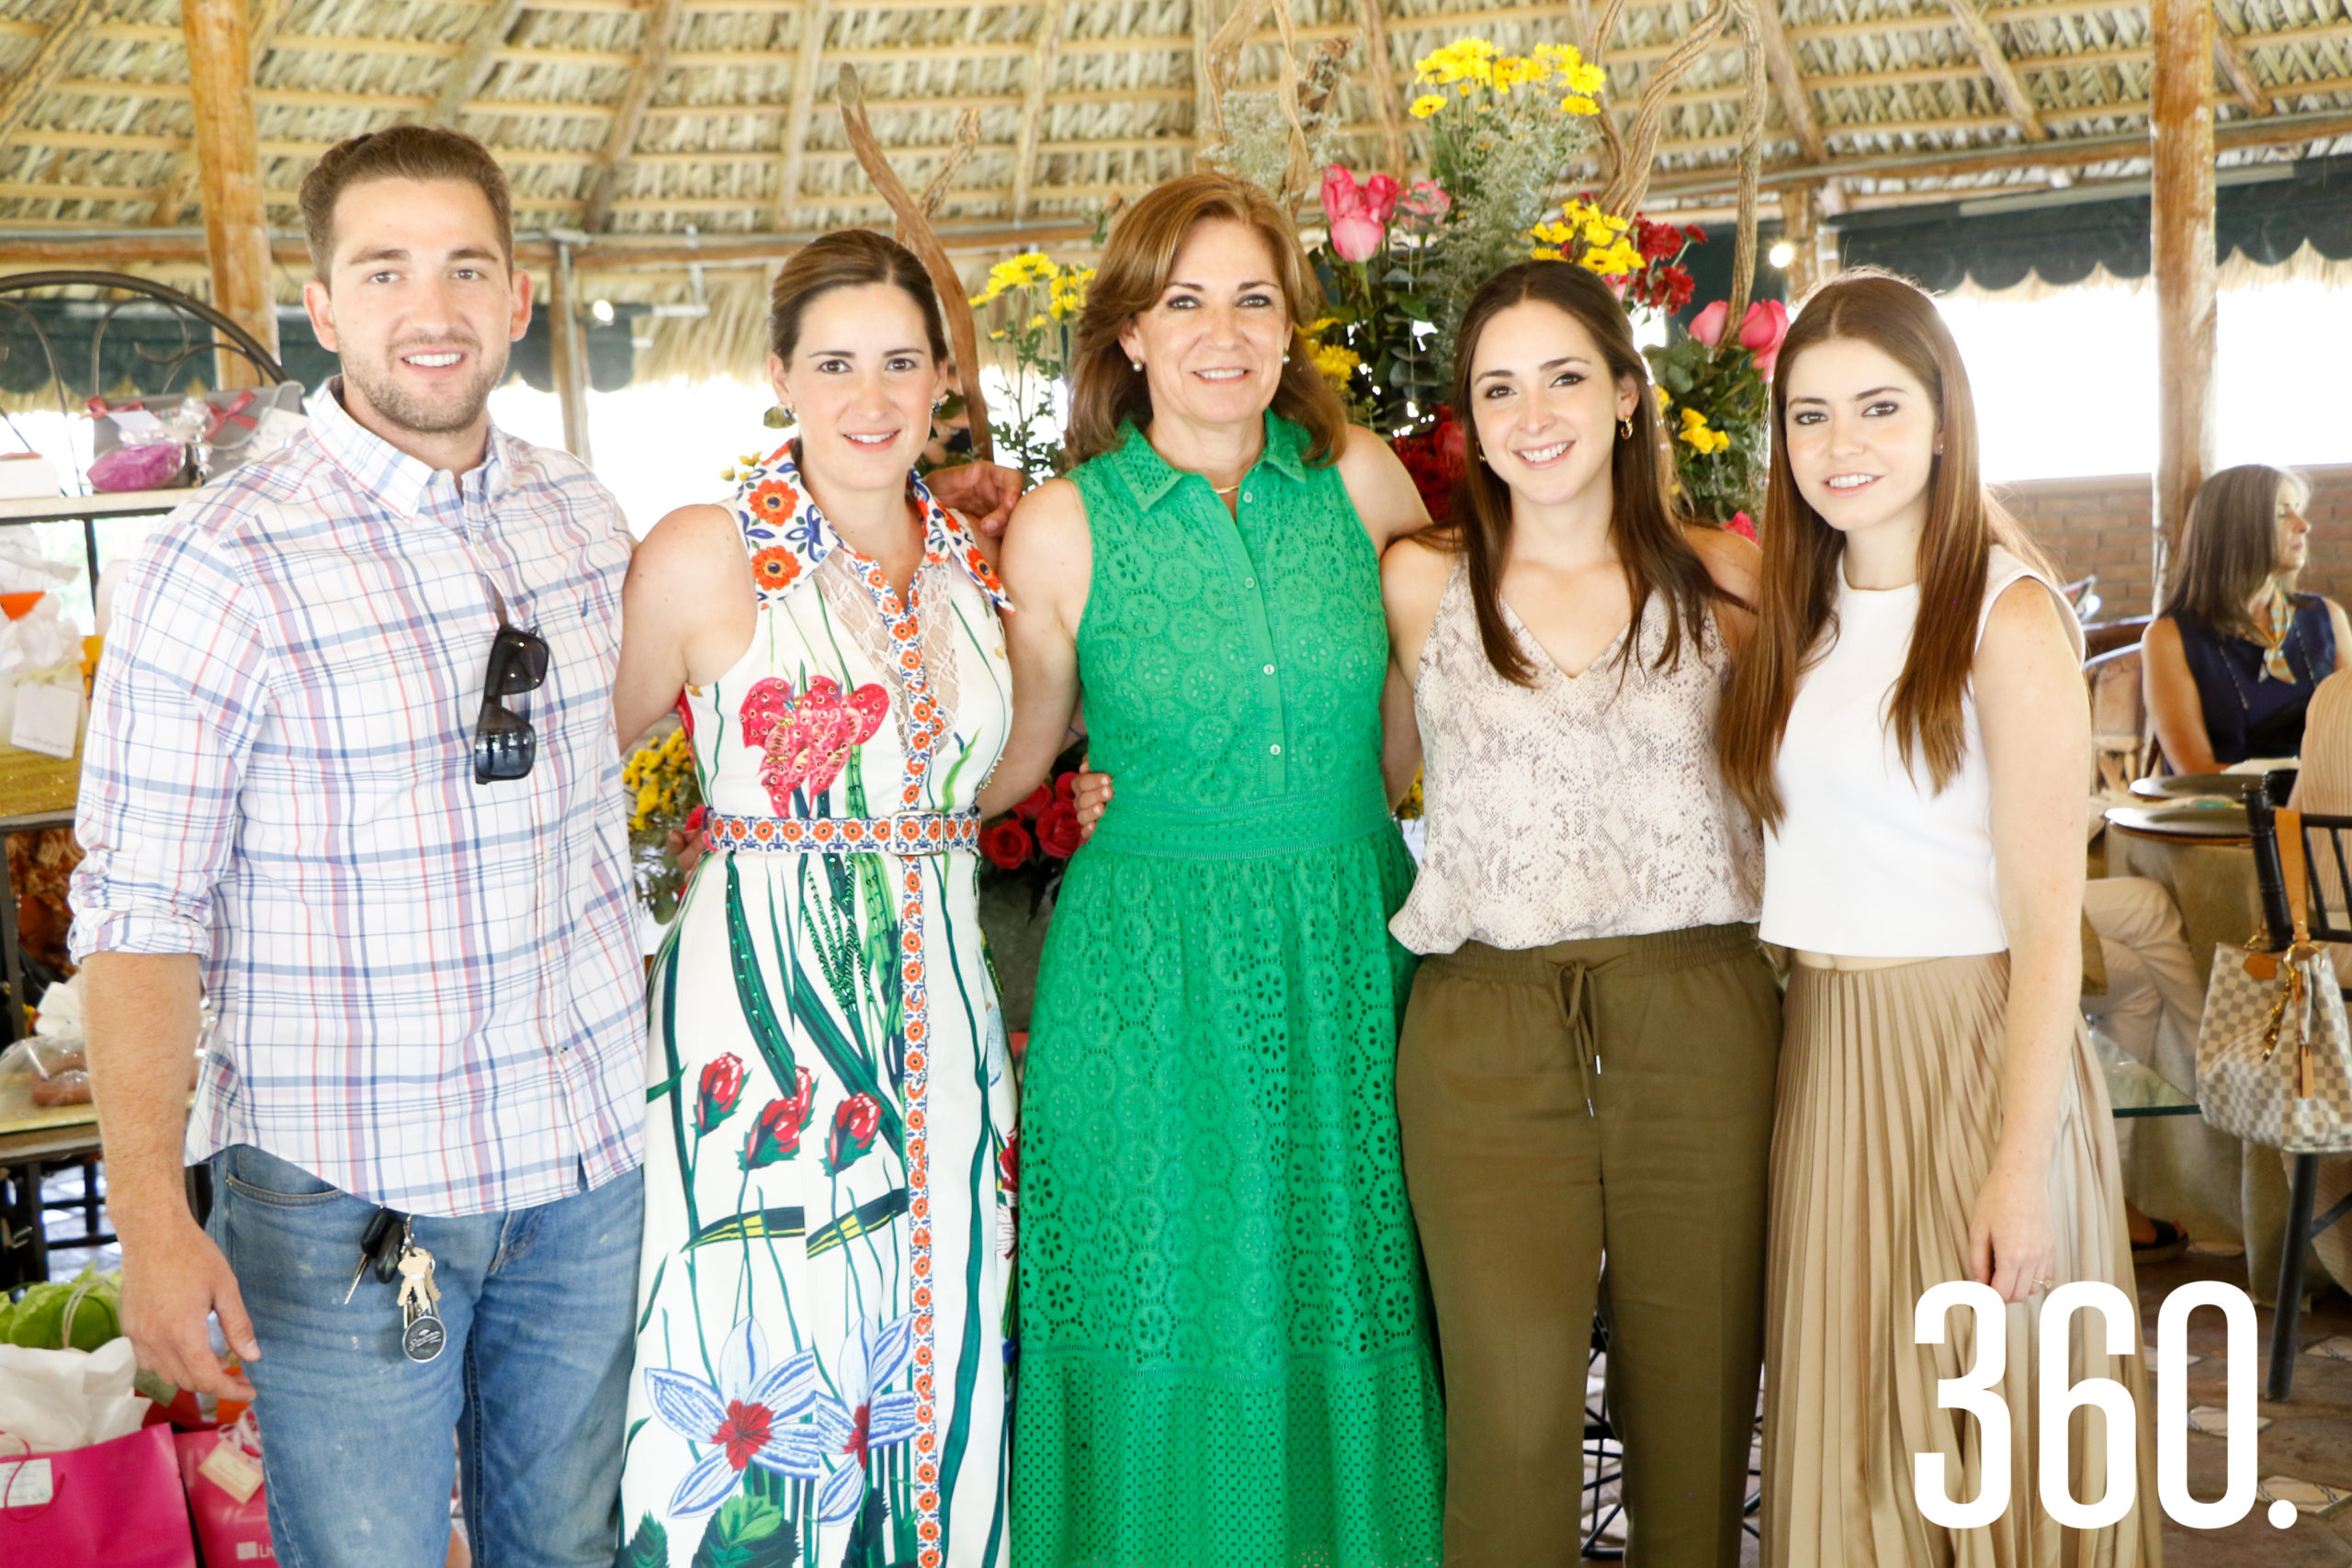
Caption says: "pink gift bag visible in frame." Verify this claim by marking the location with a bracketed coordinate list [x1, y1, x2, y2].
[174, 1417, 276, 1566]
[0, 1423, 198, 1568]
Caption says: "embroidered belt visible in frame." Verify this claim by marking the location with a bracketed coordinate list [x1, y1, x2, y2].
[705, 808, 980, 856]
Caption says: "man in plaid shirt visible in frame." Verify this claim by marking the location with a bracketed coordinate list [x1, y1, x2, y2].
[73, 127, 649, 1568]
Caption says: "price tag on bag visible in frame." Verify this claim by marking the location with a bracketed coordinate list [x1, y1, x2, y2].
[197, 1433, 264, 1504]
[9, 681, 77, 760]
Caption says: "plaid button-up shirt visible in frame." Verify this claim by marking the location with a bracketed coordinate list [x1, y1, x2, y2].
[70, 381, 646, 1217]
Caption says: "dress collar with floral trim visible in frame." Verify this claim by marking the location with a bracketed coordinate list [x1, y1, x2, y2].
[725, 441, 1013, 613]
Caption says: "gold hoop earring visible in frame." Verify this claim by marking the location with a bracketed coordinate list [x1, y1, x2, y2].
[1618, 415, 1632, 440]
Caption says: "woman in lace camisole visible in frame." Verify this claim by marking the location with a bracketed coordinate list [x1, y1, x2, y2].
[1718, 272, 2157, 1567]
[1379, 261, 1781, 1568]
[611, 232, 1030, 1568]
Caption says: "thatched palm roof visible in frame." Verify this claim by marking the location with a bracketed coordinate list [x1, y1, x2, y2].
[1, 1, 2346, 380]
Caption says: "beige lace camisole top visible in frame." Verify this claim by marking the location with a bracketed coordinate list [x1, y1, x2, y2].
[1390, 558, 1762, 954]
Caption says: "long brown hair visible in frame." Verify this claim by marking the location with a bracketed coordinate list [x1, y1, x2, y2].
[2159, 463, 2312, 639]
[1445, 259, 1727, 684]
[1717, 267, 2053, 827]
[1062, 172, 1348, 468]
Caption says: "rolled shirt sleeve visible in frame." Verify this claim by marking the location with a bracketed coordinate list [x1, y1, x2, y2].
[70, 510, 268, 963]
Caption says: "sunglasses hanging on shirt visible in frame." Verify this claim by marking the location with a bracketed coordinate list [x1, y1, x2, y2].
[474, 581, 548, 784]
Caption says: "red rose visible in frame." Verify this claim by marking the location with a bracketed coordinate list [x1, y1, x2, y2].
[1035, 799, 1083, 859]
[694, 1053, 745, 1135]
[997, 1133, 1019, 1194]
[1725, 511, 1757, 542]
[979, 818, 1034, 871]
[684, 804, 708, 833]
[1053, 772, 1078, 803]
[1012, 784, 1052, 821]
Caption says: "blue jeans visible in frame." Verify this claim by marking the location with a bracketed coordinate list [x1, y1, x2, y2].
[205, 1144, 643, 1568]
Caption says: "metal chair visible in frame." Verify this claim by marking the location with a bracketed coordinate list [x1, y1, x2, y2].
[2241, 773, 2352, 1400]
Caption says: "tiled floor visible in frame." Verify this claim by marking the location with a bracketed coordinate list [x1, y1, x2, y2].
[1578, 1250, 2352, 1565]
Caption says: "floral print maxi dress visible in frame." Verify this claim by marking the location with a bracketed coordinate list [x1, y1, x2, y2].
[620, 447, 1017, 1568]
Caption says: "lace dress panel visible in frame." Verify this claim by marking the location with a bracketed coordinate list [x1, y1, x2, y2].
[813, 548, 961, 761]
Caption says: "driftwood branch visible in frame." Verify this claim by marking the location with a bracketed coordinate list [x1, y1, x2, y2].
[921, 108, 984, 220]
[837, 64, 992, 464]
[1715, 1, 1770, 356]
[1596, 0, 1735, 218]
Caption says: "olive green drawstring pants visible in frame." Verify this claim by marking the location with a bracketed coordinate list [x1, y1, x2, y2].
[1395, 924, 1783, 1568]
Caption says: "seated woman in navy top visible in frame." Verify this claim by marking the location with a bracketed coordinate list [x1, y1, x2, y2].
[2144, 464, 2346, 771]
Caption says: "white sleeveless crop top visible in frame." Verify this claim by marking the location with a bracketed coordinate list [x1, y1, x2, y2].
[1758, 546, 2084, 957]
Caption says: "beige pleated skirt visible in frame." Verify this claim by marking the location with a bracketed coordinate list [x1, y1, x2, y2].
[1760, 953, 2162, 1568]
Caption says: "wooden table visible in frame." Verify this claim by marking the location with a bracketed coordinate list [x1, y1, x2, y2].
[0, 1094, 100, 1289]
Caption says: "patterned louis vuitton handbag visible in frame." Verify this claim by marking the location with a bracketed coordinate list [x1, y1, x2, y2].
[2197, 807, 2352, 1153]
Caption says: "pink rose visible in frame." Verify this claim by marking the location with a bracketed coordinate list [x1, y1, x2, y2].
[1318, 165, 1386, 264]
[1725, 511, 1757, 542]
[1736, 299, 1791, 379]
[1363, 174, 1400, 226]
[1689, 299, 1729, 347]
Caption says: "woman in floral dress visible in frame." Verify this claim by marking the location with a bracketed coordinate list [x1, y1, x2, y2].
[613, 231, 1023, 1568]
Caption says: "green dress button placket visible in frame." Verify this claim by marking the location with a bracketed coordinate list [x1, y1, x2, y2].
[1204, 471, 1288, 794]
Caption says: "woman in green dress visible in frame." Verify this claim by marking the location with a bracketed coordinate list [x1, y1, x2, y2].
[990, 172, 1444, 1566]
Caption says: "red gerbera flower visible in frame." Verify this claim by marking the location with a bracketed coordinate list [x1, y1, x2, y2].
[750, 547, 800, 592]
[746, 479, 795, 519]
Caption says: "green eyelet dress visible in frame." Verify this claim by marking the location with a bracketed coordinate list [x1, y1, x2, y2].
[1012, 414, 1445, 1568]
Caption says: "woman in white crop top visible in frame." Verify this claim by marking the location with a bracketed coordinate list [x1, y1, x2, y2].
[1379, 260, 1781, 1568]
[1718, 271, 2157, 1566]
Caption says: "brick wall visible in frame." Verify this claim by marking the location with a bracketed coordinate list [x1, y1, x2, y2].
[1996, 463, 2352, 621]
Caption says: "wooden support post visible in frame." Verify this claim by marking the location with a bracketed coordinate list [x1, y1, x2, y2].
[2151, 0, 2216, 605]
[1780, 179, 1821, 299]
[548, 242, 593, 463]
[182, 0, 278, 381]
[151, 0, 287, 228]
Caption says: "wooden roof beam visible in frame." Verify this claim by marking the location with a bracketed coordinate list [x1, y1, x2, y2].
[0, 0, 114, 167]
[429, 0, 529, 128]
[1943, 0, 2048, 141]
[774, 0, 831, 230]
[1008, 0, 1068, 222]
[1755, 0, 1828, 164]
[2212, 23, 2273, 117]
[582, 0, 685, 231]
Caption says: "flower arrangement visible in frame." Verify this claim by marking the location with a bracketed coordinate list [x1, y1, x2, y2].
[623, 722, 705, 923]
[1643, 299, 1790, 527]
[978, 743, 1090, 911]
[1300, 39, 1610, 433]
[967, 251, 1095, 478]
[1527, 197, 1704, 315]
